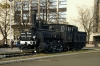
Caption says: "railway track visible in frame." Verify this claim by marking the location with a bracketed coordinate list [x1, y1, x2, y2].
[0, 50, 34, 59]
[0, 48, 92, 59]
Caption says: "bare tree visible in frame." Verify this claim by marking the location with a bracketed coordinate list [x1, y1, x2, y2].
[73, 6, 95, 43]
[0, 2, 11, 45]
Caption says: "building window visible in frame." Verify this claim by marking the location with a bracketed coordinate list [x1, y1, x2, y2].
[22, 1, 29, 10]
[15, 2, 21, 11]
[23, 13, 29, 22]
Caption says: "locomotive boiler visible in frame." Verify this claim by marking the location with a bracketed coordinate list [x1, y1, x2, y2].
[18, 10, 87, 53]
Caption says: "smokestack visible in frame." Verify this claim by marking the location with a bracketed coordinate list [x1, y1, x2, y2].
[31, 10, 36, 26]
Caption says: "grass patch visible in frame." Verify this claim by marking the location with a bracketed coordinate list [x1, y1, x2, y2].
[0, 49, 98, 62]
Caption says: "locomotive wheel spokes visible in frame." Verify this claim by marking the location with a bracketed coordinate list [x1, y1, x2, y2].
[66, 44, 70, 51]
[58, 45, 63, 52]
[38, 42, 48, 52]
[77, 45, 81, 50]
[52, 46, 56, 52]
[63, 44, 69, 51]
[44, 50, 48, 53]
[79, 46, 82, 50]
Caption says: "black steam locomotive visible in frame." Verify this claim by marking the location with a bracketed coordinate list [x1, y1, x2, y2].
[18, 11, 87, 53]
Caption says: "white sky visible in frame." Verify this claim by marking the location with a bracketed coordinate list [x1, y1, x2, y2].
[67, 0, 94, 31]
[0, 0, 5, 3]
[67, 0, 94, 24]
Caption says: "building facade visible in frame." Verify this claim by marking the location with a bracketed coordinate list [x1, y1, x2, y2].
[92, 0, 100, 47]
[13, 0, 67, 40]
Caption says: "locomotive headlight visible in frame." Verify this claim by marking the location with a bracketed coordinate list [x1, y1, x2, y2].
[32, 35, 37, 45]
[33, 35, 36, 39]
